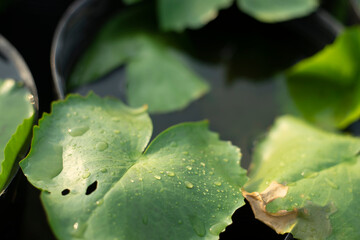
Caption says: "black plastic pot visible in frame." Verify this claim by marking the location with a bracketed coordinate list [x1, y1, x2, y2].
[0, 34, 39, 239]
[51, 0, 342, 239]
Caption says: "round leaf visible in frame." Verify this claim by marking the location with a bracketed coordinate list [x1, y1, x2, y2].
[243, 116, 360, 239]
[21, 93, 247, 239]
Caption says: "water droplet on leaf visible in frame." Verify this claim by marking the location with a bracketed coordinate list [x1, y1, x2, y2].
[209, 222, 228, 235]
[154, 175, 161, 180]
[190, 216, 206, 237]
[325, 178, 339, 189]
[96, 142, 108, 151]
[142, 215, 148, 225]
[166, 171, 175, 177]
[82, 172, 91, 179]
[68, 126, 89, 137]
[71, 222, 87, 238]
[214, 181, 222, 186]
[185, 181, 194, 189]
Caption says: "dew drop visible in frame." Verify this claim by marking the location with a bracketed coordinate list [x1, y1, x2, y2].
[166, 171, 175, 177]
[185, 181, 194, 189]
[304, 172, 319, 179]
[71, 222, 87, 238]
[214, 181, 222, 186]
[73, 222, 79, 230]
[209, 222, 228, 235]
[325, 178, 339, 189]
[200, 162, 205, 167]
[190, 216, 206, 237]
[82, 172, 91, 179]
[96, 142, 108, 151]
[68, 126, 89, 137]
[114, 130, 121, 134]
[142, 215, 148, 225]
[100, 168, 107, 173]
[96, 199, 104, 206]
[186, 166, 192, 171]
[154, 175, 161, 180]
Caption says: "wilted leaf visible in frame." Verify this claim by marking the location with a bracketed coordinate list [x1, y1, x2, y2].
[285, 27, 360, 129]
[0, 78, 34, 193]
[237, 0, 319, 23]
[157, 0, 233, 31]
[20, 93, 247, 240]
[69, 5, 209, 113]
[243, 116, 360, 239]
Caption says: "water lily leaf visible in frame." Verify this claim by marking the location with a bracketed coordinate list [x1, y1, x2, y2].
[20, 93, 247, 240]
[69, 5, 209, 114]
[0, 78, 34, 193]
[285, 27, 360, 129]
[157, 0, 233, 31]
[243, 116, 360, 239]
[237, 0, 319, 23]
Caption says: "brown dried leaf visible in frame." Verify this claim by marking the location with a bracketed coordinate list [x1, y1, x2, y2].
[242, 181, 297, 234]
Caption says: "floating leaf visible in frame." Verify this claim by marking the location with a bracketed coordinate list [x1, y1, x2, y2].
[0, 78, 34, 193]
[243, 116, 360, 239]
[20, 93, 247, 239]
[285, 27, 360, 129]
[69, 5, 209, 113]
[157, 0, 233, 31]
[237, 0, 319, 23]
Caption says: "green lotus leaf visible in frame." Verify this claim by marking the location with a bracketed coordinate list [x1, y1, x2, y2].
[285, 27, 360, 129]
[20, 93, 247, 240]
[157, 0, 233, 31]
[237, 0, 319, 23]
[69, 5, 209, 114]
[0, 78, 34, 193]
[243, 116, 360, 240]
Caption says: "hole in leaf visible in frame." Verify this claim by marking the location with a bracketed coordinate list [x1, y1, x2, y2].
[61, 189, 70, 196]
[86, 181, 98, 195]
